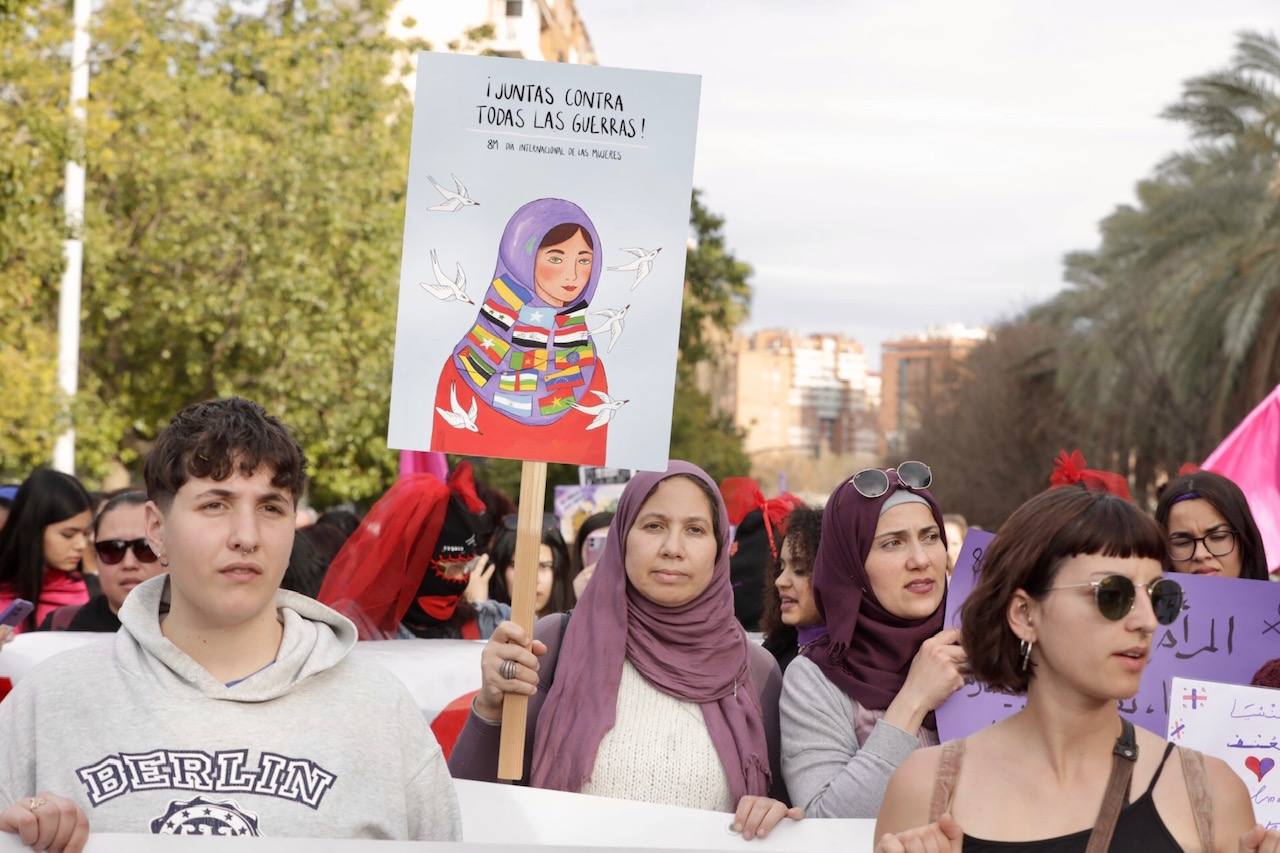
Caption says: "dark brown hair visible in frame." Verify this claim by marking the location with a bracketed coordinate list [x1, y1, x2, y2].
[539, 223, 593, 251]
[1154, 471, 1269, 581]
[144, 397, 308, 510]
[961, 486, 1166, 694]
[760, 506, 823, 638]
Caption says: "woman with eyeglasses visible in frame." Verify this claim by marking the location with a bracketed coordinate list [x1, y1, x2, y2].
[1155, 470, 1271, 581]
[0, 469, 94, 636]
[780, 462, 965, 819]
[37, 491, 165, 632]
[451, 461, 801, 841]
[874, 486, 1277, 853]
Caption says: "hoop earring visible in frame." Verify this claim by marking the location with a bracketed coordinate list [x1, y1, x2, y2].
[1019, 638, 1035, 672]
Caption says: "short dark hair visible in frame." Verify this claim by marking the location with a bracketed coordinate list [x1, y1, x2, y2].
[961, 486, 1167, 694]
[1155, 471, 1269, 581]
[144, 398, 308, 510]
[93, 490, 149, 537]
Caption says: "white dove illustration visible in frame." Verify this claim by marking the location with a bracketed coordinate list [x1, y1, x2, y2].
[570, 390, 629, 431]
[427, 173, 479, 213]
[435, 382, 480, 432]
[420, 250, 473, 304]
[588, 304, 630, 354]
[608, 246, 662, 291]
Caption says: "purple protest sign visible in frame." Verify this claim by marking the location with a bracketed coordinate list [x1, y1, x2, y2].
[937, 528, 1280, 741]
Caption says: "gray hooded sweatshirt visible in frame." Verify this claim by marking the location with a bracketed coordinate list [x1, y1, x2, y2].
[0, 575, 461, 841]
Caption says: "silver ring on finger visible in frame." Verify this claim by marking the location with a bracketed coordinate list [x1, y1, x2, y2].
[500, 658, 518, 681]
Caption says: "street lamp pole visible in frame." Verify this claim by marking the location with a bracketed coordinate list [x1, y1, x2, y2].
[53, 0, 91, 475]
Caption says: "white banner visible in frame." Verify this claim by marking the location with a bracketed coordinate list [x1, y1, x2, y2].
[0, 780, 874, 850]
[1168, 677, 1280, 830]
[0, 633, 483, 722]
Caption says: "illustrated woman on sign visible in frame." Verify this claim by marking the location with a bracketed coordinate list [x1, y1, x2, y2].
[431, 198, 610, 465]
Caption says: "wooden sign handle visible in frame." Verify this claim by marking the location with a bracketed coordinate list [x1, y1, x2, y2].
[497, 459, 548, 781]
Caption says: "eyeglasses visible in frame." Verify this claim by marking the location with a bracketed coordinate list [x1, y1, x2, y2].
[1046, 574, 1184, 625]
[95, 538, 159, 565]
[1168, 529, 1236, 562]
[850, 461, 932, 499]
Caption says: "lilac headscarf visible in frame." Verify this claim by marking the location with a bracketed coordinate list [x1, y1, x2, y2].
[804, 472, 948, 713]
[449, 198, 603, 426]
[530, 461, 771, 802]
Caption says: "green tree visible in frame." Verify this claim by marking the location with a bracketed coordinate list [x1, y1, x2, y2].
[0, 0, 425, 498]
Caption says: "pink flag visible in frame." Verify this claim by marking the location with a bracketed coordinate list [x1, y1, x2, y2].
[398, 450, 448, 480]
[1203, 384, 1280, 574]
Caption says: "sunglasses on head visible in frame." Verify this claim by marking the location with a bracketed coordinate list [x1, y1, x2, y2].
[1046, 574, 1184, 625]
[94, 538, 158, 565]
[850, 461, 932, 499]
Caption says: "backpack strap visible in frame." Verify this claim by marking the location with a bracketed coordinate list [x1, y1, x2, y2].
[1178, 746, 1215, 851]
[928, 739, 966, 822]
[1085, 718, 1138, 853]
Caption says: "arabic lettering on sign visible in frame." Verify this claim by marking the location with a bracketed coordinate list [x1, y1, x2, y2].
[1170, 678, 1280, 831]
[937, 529, 1280, 742]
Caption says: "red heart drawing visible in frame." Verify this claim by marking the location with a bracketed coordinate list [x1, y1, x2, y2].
[1246, 756, 1275, 782]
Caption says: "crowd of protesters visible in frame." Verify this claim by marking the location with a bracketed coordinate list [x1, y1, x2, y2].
[0, 395, 1278, 852]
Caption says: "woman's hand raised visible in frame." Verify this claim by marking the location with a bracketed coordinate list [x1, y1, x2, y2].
[885, 628, 966, 734]
[730, 796, 802, 841]
[465, 554, 497, 604]
[473, 620, 547, 723]
[875, 813, 964, 853]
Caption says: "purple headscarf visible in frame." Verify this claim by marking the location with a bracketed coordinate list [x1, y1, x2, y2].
[530, 461, 771, 802]
[804, 472, 948, 713]
[449, 198, 603, 426]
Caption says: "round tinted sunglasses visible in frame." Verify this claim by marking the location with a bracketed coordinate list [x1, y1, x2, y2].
[1046, 574, 1184, 625]
[851, 461, 932, 499]
[95, 538, 159, 565]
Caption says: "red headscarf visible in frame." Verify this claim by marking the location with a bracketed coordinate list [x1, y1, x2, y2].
[317, 464, 485, 639]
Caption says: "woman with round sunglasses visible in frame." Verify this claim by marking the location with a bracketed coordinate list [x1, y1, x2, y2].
[875, 486, 1278, 853]
[39, 491, 165, 632]
[781, 461, 966, 819]
[1155, 470, 1271, 581]
[0, 469, 94, 635]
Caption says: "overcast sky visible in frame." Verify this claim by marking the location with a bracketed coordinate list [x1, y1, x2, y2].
[576, 0, 1277, 367]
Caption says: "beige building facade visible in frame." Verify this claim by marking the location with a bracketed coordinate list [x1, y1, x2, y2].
[880, 324, 987, 456]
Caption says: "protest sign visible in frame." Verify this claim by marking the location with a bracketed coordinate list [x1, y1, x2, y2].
[1167, 677, 1280, 830]
[0, 780, 873, 851]
[553, 482, 626, 543]
[937, 529, 1280, 740]
[387, 53, 701, 471]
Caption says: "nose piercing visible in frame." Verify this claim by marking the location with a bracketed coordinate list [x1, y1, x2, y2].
[236, 543, 259, 555]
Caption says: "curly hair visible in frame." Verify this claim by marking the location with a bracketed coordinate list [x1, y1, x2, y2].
[760, 506, 823, 640]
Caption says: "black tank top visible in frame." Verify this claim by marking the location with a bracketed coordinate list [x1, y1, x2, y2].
[962, 743, 1182, 852]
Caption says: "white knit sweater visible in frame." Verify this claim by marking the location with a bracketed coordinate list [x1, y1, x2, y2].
[579, 660, 734, 811]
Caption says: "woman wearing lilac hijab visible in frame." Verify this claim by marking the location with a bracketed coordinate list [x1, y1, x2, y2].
[780, 462, 965, 818]
[450, 461, 800, 841]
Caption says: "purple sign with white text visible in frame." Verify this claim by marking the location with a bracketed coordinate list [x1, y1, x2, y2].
[937, 528, 1280, 741]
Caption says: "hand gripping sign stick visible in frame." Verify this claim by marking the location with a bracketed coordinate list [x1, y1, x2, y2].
[498, 460, 548, 780]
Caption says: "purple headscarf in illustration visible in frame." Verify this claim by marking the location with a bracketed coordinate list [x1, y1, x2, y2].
[448, 198, 603, 427]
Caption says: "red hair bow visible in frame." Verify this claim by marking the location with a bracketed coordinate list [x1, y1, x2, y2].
[1049, 449, 1132, 500]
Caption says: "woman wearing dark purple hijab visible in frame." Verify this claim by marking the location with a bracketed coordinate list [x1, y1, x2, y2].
[450, 461, 803, 841]
[780, 463, 965, 818]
